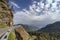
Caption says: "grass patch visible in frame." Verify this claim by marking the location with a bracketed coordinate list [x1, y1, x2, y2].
[7, 31, 15, 40]
[0, 20, 8, 28]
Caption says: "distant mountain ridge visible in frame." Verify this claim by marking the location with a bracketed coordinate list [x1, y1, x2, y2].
[38, 21, 60, 32]
[14, 24, 38, 32]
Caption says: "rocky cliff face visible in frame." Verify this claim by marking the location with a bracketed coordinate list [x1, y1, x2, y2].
[15, 25, 32, 40]
[0, 0, 32, 40]
[0, 0, 13, 28]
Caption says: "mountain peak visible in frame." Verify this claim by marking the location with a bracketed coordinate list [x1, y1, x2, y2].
[38, 21, 60, 32]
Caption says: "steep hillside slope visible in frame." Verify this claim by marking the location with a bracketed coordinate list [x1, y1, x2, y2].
[38, 21, 60, 32]
[0, 0, 13, 28]
[14, 24, 38, 32]
[15, 25, 32, 40]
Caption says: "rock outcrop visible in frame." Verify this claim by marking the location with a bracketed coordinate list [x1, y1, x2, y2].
[0, 0, 13, 28]
[0, 0, 32, 40]
[15, 25, 32, 40]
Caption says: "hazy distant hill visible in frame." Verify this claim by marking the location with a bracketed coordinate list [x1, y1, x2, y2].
[38, 21, 60, 32]
[14, 24, 38, 32]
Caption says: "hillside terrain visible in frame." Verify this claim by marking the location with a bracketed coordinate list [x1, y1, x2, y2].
[1, 0, 60, 40]
[14, 25, 32, 40]
[38, 21, 60, 32]
[0, 0, 13, 28]
[28, 21, 60, 40]
[14, 24, 38, 32]
[14, 22, 60, 40]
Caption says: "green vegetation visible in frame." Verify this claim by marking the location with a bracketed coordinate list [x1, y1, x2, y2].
[8, 31, 15, 40]
[28, 32, 60, 40]
[0, 20, 7, 28]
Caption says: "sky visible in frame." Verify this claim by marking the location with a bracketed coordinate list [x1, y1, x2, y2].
[9, 0, 60, 28]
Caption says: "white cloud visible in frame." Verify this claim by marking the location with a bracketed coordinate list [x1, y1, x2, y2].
[14, 9, 60, 28]
[14, 0, 60, 28]
[46, 0, 53, 4]
[45, 4, 50, 8]
[10, 1, 20, 8]
[52, 2, 57, 8]
[55, 0, 60, 2]
[39, 2, 44, 8]
[33, 1, 37, 4]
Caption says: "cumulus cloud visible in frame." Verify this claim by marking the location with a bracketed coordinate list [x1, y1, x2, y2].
[55, 0, 60, 2]
[46, 0, 53, 4]
[14, 0, 60, 28]
[39, 2, 44, 8]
